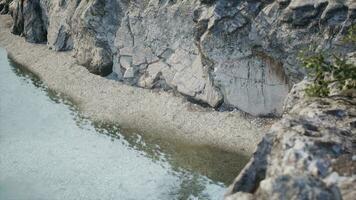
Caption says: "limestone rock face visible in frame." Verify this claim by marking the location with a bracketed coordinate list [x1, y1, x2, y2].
[225, 81, 356, 200]
[112, 0, 223, 107]
[5, 0, 356, 115]
[10, 0, 48, 43]
[70, 0, 124, 76]
[45, 0, 77, 51]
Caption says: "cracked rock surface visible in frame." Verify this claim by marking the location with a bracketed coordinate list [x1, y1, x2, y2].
[2, 0, 355, 115]
[225, 81, 356, 200]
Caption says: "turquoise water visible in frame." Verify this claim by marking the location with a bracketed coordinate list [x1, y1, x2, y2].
[0, 48, 247, 200]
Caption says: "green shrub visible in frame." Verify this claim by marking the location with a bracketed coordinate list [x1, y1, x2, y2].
[298, 25, 356, 97]
[343, 24, 356, 43]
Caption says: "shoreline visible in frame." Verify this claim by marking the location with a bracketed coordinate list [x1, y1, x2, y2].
[0, 15, 264, 155]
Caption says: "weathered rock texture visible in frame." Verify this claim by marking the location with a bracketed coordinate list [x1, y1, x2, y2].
[2, 0, 356, 116]
[0, 0, 11, 14]
[225, 81, 356, 200]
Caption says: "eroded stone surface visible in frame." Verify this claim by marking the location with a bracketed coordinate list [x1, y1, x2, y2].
[4, 0, 356, 115]
[225, 81, 356, 200]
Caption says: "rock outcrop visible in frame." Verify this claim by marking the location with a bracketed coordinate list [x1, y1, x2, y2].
[1, 1, 355, 199]
[0, 0, 11, 14]
[225, 81, 356, 200]
[9, 0, 48, 43]
[2, 0, 355, 115]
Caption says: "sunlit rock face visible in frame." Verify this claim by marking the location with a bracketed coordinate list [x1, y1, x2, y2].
[6, 0, 356, 115]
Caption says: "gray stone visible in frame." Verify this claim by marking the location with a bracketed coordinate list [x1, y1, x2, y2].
[4, 1, 356, 198]
[6, 0, 356, 114]
[11, 0, 47, 43]
[225, 81, 356, 200]
[0, 0, 12, 14]
[70, 0, 122, 76]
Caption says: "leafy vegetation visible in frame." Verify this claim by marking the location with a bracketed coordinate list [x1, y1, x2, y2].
[298, 25, 356, 97]
[343, 24, 356, 43]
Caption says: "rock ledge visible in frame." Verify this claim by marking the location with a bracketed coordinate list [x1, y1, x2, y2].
[226, 81, 356, 200]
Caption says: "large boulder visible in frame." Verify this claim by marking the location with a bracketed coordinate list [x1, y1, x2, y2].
[225, 81, 356, 200]
[70, 0, 124, 76]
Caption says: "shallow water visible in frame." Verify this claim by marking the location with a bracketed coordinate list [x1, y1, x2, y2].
[0, 48, 248, 200]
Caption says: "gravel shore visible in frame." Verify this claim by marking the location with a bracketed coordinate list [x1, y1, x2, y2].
[0, 15, 263, 155]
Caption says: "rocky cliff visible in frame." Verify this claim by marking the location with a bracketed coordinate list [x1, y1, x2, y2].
[0, 1, 355, 199]
[225, 80, 356, 200]
[1, 0, 354, 116]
